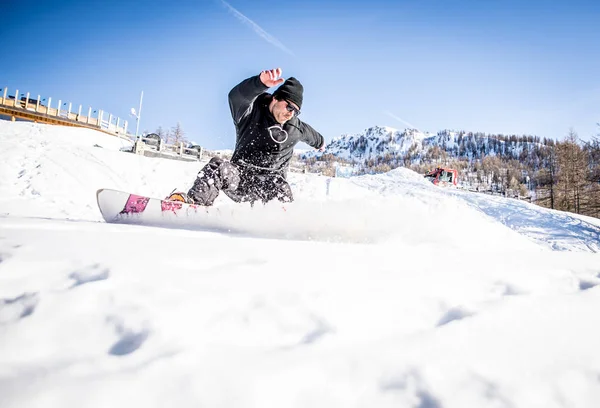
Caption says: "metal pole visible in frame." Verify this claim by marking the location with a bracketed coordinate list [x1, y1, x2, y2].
[135, 90, 144, 138]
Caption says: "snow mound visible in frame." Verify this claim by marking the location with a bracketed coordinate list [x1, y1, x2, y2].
[1, 122, 600, 408]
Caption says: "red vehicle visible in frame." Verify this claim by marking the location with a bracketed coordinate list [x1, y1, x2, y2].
[424, 167, 458, 186]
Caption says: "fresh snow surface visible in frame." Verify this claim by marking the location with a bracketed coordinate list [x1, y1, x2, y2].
[1, 121, 600, 408]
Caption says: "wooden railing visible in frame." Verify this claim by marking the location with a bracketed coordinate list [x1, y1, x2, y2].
[0, 86, 128, 137]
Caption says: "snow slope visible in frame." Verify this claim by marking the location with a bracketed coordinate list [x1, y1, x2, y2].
[1, 121, 599, 408]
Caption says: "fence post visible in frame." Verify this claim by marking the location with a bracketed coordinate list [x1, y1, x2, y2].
[179, 142, 184, 156]
[134, 139, 144, 155]
[98, 110, 103, 128]
[198, 146, 203, 160]
[77, 105, 82, 120]
[57, 100, 62, 117]
[36, 95, 41, 112]
[87, 107, 92, 123]
[68, 102, 72, 115]
[15, 89, 19, 107]
[25, 92, 30, 109]
[124, 120, 128, 135]
[48, 97, 52, 112]
[157, 138, 163, 152]
[1, 87, 6, 104]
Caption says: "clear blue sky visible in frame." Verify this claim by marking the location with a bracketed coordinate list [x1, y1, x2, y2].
[3, 0, 599, 149]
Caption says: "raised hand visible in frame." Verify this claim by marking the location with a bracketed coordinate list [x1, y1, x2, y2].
[259, 68, 285, 87]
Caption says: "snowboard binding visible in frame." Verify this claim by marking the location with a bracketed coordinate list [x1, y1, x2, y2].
[165, 190, 193, 204]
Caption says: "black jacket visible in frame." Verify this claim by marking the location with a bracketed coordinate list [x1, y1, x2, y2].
[228, 75, 324, 174]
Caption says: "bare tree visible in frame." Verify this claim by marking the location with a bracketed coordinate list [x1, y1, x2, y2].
[583, 131, 600, 216]
[555, 129, 588, 214]
[155, 126, 167, 142]
[170, 122, 188, 146]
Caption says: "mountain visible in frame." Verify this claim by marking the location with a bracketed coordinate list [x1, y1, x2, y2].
[318, 126, 428, 162]
[305, 125, 544, 165]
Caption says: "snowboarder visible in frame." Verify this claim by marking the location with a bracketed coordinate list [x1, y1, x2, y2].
[170, 68, 325, 206]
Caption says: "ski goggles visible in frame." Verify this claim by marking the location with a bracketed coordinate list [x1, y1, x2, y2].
[284, 100, 301, 116]
[268, 125, 288, 144]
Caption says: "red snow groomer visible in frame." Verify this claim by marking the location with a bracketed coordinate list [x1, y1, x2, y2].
[424, 167, 458, 187]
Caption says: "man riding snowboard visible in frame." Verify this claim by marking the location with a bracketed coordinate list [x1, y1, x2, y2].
[170, 68, 325, 206]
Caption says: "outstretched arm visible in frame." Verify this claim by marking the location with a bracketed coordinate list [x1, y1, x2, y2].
[228, 68, 285, 125]
[299, 121, 326, 152]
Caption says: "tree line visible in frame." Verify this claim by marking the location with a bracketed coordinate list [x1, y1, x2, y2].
[534, 131, 600, 217]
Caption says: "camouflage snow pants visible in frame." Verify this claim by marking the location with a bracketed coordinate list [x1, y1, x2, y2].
[187, 157, 293, 206]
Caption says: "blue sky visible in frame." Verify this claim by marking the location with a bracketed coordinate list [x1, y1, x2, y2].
[3, 0, 600, 149]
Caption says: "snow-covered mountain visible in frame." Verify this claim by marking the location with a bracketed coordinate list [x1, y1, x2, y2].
[306, 125, 542, 164]
[320, 126, 429, 161]
[1, 121, 600, 408]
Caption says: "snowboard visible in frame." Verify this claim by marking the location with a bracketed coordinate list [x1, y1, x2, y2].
[95, 188, 380, 242]
[95, 188, 284, 236]
[97, 188, 223, 224]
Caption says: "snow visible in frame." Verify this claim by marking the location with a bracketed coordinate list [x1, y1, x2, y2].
[1, 121, 600, 408]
